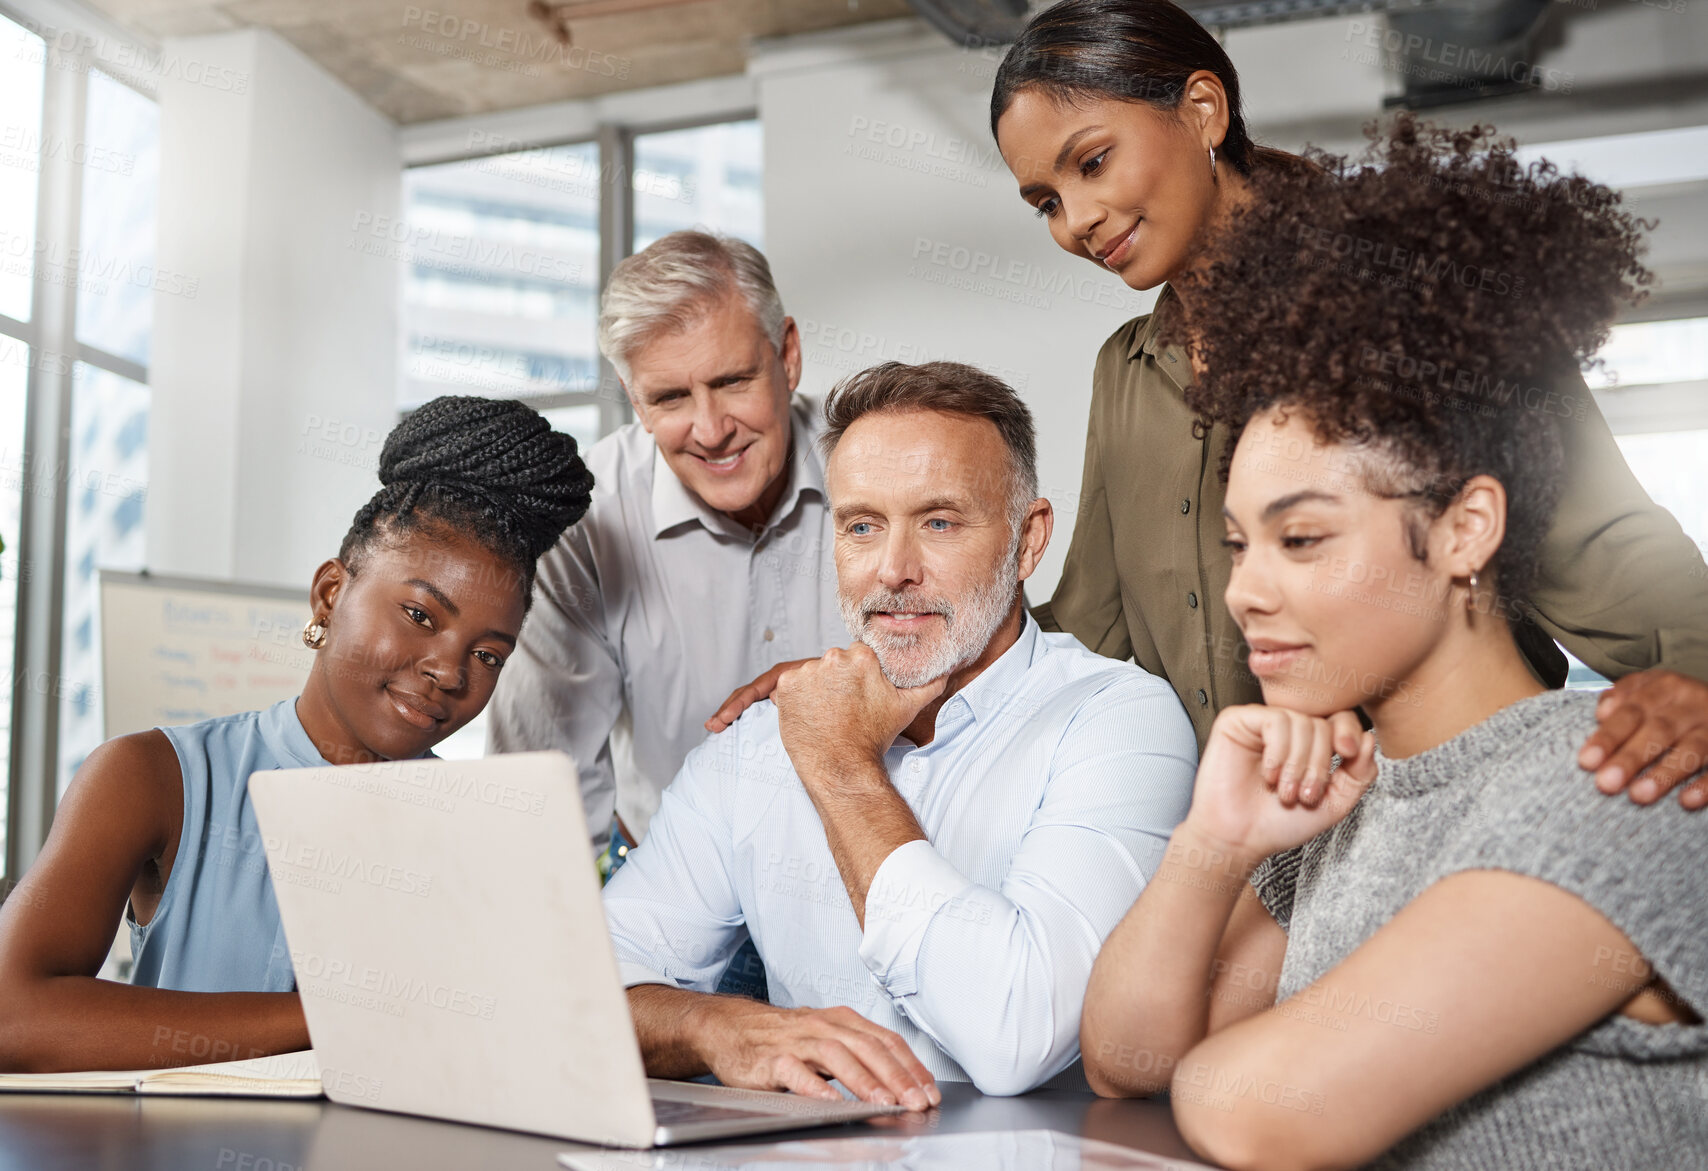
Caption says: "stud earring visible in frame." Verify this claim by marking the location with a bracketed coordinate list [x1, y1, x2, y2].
[302, 617, 328, 650]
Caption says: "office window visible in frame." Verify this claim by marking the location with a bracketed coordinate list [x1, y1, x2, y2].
[1617, 429, 1708, 560]
[58, 364, 148, 794]
[0, 359, 25, 865]
[633, 119, 763, 252]
[0, 33, 159, 862]
[46, 69, 159, 796]
[1586, 317, 1708, 390]
[0, 11, 46, 870]
[74, 70, 160, 369]
[401, 118, 762, 762]
[401, 143, 602, 413]
[0, 13, 44, 323]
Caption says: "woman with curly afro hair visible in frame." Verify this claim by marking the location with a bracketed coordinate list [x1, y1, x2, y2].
[990, 0, 1708, 809]
[0, 396, 594, 1073]
[1078, 122, 1708, 1169]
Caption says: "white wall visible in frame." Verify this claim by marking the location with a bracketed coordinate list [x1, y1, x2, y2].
[150, 29, 401, 591]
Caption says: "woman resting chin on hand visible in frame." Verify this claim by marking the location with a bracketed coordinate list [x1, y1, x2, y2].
[1078, 119, 1708, 1171]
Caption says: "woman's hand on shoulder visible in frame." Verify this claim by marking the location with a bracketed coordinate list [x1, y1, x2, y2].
[1579, 668, 1708, 810]
[1186, 705, 1377, 864]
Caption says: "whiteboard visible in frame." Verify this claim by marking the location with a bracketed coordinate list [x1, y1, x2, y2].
[99, 570, 317, 739]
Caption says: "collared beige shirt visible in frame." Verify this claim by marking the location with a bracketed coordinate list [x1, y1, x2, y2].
[488, 395, 848, 844]
[1036, 284, 1708, 750]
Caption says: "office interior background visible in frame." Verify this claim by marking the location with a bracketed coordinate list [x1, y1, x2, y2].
[0, 0, 1704, 889]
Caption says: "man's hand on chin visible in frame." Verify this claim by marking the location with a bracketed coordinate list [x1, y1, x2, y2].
[773, 643, 947, 784]
[772, 644, 942, 924]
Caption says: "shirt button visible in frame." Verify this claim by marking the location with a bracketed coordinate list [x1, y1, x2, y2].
[1196, 689, 1209, 706]
[910, 760, 922, 772]
[1180, 498, 1191, 515]
[763, 628, 775, 642]
[1187, 592, 1198, 609]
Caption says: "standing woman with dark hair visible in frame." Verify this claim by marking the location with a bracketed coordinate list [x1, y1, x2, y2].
[989, 0, 1708, 805]
[0, 396, 594, 1073]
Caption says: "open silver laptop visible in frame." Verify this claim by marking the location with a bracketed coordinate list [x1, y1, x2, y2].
[249, 751, 900, 1147]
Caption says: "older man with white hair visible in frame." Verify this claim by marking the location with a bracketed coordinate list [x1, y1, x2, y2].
[488, 231, 846, 877]
[602, 361, 1198, 1104]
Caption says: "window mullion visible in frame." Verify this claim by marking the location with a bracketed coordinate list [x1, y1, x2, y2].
[597, 122, 635, 432]
[5, 32, 88, 879]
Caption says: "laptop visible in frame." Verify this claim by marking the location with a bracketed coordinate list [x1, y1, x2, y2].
[249, 751, 902, 1147]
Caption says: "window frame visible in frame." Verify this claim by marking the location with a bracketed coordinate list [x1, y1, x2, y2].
[1, 1, 160, 885]
[399, 86, 758, 434]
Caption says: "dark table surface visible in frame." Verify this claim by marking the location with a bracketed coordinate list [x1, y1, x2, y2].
[0, 1082, 1219, 1171]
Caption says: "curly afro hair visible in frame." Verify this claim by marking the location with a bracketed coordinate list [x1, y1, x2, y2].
[1172, 114, 1652, 607]
[338, 395, 595, 608]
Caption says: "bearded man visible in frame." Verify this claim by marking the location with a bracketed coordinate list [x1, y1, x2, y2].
[601, 360, 1197, 1104]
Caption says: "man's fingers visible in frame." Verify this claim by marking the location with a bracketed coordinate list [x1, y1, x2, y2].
[830, 1029, 931, 1110]
[899, 675, 949, 707]
[802, 1038, 896, 1106]
[769, 1055, 845, 1101]
[836, 1018, 938, 1107]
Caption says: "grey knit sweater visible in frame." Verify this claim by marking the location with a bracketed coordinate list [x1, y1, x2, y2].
[1251, 688, 1708, 1170]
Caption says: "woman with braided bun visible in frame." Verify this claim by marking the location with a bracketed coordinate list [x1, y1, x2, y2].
[1080, 122, 1707, 1169]
[0, 396, 593, 1073]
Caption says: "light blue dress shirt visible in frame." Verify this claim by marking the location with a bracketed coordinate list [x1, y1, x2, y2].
[603, 614, 1198, 1095]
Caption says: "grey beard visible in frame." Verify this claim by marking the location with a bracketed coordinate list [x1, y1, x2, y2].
[839, 555, 1020, 689]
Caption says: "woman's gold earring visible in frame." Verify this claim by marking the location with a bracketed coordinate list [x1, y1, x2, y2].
[302, 618, 328, 650]
[1465, 570, 1480, 614]
[1208, 145, 1218, 179]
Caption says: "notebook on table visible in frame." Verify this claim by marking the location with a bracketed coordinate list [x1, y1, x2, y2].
[0, 1050, 321, 1097]
[249, 751, 901, 1147]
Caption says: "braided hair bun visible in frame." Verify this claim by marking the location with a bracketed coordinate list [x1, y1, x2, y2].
[338, 396, 595, 603]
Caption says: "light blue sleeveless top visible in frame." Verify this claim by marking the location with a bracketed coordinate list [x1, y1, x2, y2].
[128, 697, 328, 993]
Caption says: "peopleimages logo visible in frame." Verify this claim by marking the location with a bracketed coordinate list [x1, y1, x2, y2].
[347, 211, 581, 284]
[908, 237, 1144, 312]
[291, 949, 498, 1020]
[325, 758, 549, 816]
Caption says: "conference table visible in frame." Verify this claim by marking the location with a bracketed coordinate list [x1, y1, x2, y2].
[0, 1082, 1220, 1170]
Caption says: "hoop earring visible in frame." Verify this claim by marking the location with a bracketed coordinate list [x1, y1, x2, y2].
[1465, 570, 1480, 614]
[1208, 145, 1218, 180]
[302, 617, 328, 650]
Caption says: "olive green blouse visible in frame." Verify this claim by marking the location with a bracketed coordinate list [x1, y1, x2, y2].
[1035, 284, 1708, 750]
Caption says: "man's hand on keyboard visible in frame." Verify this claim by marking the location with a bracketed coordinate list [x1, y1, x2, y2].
[690, 998, 940, 1112]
